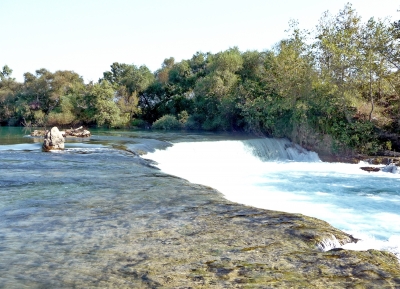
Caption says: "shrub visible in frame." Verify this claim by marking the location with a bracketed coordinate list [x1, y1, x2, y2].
[131, 118, 148, 128]
[152, 115, 181, 130]
[47, 111, 76, 126]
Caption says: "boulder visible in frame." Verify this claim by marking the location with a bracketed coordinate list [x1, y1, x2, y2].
[381, 163, 399, 174]
[42, 127, 65, 152]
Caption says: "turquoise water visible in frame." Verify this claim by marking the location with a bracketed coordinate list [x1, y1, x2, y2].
[1, 127, 399, 288]
[146, 139, 400, 257]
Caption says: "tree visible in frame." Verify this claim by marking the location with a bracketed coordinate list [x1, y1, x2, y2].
[83, 81, 121, 127]
[0, 66, 21, 125]
[102, 62, 154, 123]
[193, 47, 244, 130]
[0, 65, 13, 81]
[315, 4, 362, 122]
[357, 18, 395, 121]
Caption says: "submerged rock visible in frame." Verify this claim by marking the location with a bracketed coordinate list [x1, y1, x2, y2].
[89, 175, 400, 288]
[42, 126, 65, 151]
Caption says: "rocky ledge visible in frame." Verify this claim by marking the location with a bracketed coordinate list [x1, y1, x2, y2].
[87, 171, 400, 288]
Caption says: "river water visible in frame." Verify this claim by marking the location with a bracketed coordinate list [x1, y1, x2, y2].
[147, 137, 400, 258]
[0, 127, 399, 287]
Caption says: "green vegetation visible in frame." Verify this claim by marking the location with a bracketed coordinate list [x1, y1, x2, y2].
[1, 4, 400, 156]
[152, 115, 181, 130]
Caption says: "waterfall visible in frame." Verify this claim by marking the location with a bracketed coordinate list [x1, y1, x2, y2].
[146, 137, 400, 260]
[243, 138, 320, 162]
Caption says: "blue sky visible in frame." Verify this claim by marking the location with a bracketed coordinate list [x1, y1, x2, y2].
[1, 0, 399, 82]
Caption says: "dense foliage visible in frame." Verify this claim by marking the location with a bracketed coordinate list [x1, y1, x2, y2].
[1, 4, 400, 155]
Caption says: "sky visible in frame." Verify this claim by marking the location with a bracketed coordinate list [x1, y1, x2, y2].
[1, 0, 399, 83]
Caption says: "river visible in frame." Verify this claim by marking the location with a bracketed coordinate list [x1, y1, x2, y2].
[0, 127, 399, 288]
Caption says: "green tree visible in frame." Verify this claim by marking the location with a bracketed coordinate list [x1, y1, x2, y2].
[102, 62, 154, 124]
[193, 47, 244, 130]
[315, 4, 362, 121]
[358, 18, 394, 121]
[0, 65, 13, 81]
[0, 66, 21, 125]
[83, 81, 121, 127]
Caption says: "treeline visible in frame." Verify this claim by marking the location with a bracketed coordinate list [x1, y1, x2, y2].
[1, 4, 400, 155]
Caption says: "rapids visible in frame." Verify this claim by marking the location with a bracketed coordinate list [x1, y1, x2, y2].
[146, 138, 400, 259]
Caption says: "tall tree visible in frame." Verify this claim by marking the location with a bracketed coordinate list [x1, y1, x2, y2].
[83, 81, 121, 127]
[102, 62, 154, 123]
[0, 65, 21, 125]
[315, 4, 362, 122]
[358, 18, 394, 121]
[193, 47, 244, 130]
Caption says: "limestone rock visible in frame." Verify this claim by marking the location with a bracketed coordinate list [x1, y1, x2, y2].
[42, 127, 65, 152]
[64, 126, 91, 137]
[31, 126, 91, 138]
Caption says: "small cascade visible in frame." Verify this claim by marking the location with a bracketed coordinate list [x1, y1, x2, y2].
[243, 138, 320, 162]
[317, 234, 350, 251]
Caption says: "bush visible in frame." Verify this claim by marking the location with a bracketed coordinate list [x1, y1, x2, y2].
[329, 120, 381, 155]
[152, 115, 181, 130]
[47, 111, 76, 126]
[131, 118, 148, 128]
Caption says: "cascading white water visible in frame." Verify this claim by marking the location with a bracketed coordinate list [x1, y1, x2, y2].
[147, 138, 400, 259]
[242, 138, 320, 162]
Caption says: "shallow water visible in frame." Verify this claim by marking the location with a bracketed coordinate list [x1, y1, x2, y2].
[0, 127, 258, 287]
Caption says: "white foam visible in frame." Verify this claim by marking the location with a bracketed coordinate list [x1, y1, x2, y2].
[146, 139, 400, 260]
[317, 234, 345, 251]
